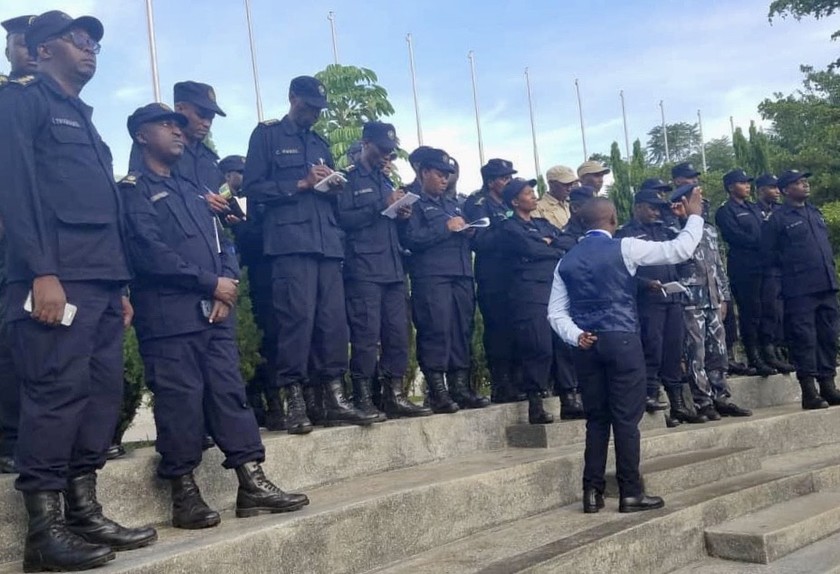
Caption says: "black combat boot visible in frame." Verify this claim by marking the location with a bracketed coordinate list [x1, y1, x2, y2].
[762, 344, 794, 374]
[745, 345, 777, 377]
[773, 346, 796, 373]
[424, 371, 459, 414]
[559, 391, 585, 420]
[381, 376, 432, 418]
[800, 377, 830, 410]
[202, 435, 215, 450]
[170, 473, 220, 529]
[351, 377, 387, 422]
[817, 376, 840, 406]
[0, 455, 16, 473]
[447, 370, 490, 409]
[235, 461, 309, 517]
[528, 393, 554, 424]
[727, 347, 756, 376]
[64, 473, 157, 551]
[23, 491, 114, 573]
[302, 381, 324, 427]
[645, 389, 668, 413]
[321, 378, 379, 426]
[665, 386, 708, 424]
[490, 366, 519, 404]
[104, 444, 126, 461]
[264, 391, 287, 432]
[697, 403, 721, 421]
[286, 383, 313, 435]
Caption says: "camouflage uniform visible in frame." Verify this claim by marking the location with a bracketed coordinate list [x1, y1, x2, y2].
[678, 222, 732, 408]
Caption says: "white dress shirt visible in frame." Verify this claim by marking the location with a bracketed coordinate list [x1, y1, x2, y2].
[548, 214, 705, 347]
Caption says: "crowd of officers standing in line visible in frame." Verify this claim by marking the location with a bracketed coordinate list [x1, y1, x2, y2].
[0, 8, 839, 573]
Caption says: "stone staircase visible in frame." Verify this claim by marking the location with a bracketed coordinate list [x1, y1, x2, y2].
[0, 371, 838, 573]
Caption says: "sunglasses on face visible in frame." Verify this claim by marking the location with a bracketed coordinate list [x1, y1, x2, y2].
[58, 30, 101, 54]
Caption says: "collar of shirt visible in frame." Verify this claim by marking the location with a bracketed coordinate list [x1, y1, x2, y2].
[585, 229, 612, 239]
[541, 193, 568, 208]
[37, 72, 92, 113]
[281, 114, 312, 137]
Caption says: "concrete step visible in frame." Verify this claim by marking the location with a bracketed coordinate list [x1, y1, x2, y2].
[507, 409, 665, 448]
[705, 492, 840, 564]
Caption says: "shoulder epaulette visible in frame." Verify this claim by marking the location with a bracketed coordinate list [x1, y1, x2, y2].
[343, 164, 357, 174]
[475, 196, 485, 206]
[10, 75, 37, 86]
[260, 118, 280, 126]
[0, 75, 8, 87]
[118, 172, 141, 187]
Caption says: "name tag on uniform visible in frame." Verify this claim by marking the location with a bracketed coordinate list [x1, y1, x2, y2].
[354, 188, 374, 196]
[786, 220, 804, 230]
[735, 212, 750, 218]
[52, 117, 82, 128]
[150, 191, 169, 203]
[423, 206, 438, 213]
[276, 148, 300, 155]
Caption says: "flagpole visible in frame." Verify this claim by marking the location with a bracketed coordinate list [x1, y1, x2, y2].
[328, 11, 339, 65]
[574, 78, 587, 161]
[468, 50, 485, 166]
[697, 109, 708, 173]
[659, 99, 670, 163]
[406, 34, 423, 145]
[620, 90, 631, 161]
[144, 0, 161, 102]
[243, 0, 264, 122]
[525, 68, 541, 178]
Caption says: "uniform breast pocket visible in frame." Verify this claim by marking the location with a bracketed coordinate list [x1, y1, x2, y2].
[50, 124, 91, 146]
[273, 152, 306, 178]
[785, 222, 809, 243]
[156, 196, 199, 238]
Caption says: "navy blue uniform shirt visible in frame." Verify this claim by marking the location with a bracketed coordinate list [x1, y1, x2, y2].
[176, 141, 224, 193]
[715, 197, 765, 276]
[242, 116, 344, 259]
[0, 73, 130, 283]
[338, 162, 405, 283]
[502, 215, 565, 303]
[761, 201, 838, 299]
[400, 192, 473, 278]
[463, 190, 510, 286]
[121, 166, 239, 340]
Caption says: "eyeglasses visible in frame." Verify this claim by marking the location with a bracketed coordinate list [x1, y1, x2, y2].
[59, 31, 100, 54]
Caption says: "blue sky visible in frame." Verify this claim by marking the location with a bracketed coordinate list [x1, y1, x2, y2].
[2, 0, 838, 191]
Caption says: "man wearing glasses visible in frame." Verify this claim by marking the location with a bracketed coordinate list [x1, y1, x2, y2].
[0, 10, 158, 572]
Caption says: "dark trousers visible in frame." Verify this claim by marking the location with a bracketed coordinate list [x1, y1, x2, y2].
[9, 282, 124, 492]
[513, 301, 552, 394]
[760, 275, 784, 346]
[639, 302, 684, 395]
[246, 257, 278, 394]
[411, 275, 474, 372]
[784, 291, 839, 380]
[477, 285, 514, 375]
[724, 302, 738, 349]
[140, 328, 265, 479]
[346, 279, 409, 379]
[272, 255, 348, 386]
[573, 332, 645, 499]
[552, 334, 578, 394]
[0, 284, 20, 458]
[730, 273, 763, 348]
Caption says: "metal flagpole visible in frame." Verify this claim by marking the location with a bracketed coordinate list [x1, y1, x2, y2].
[574, 79, 587, 160]
[729, 116, 736, 142]
[659, 100, 670, 163]
[144, 0, 161, 102]
[525, 68, 541, 178]
[243, 0, 264, 122]
[406, 34, 423, 145]
[328, 11, 339, 65]
[620, 90, 631, 161]
[468, 50, 485, 166]
[697, 109, 708, 173]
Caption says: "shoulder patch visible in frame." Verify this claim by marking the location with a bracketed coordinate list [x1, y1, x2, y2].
[260, 118, 280, 126]
[118, 172, 141, 187]
[475, 196, 485, 206]
[10, 75, 37, 86]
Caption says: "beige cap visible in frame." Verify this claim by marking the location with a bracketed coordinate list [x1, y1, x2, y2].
[577, 160, 611, 177]
[545, 165, 578, 184]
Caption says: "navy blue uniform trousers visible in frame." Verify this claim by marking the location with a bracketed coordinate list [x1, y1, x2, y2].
[411, 276, 474, 372]
[639, 302, 684, 395]
[140, 327, 264, 479]
[784, 291, 839, 380]
[9, 281, 123, 492]
[573, 332, 646, 499]
[246, 257, 279, 391]
[346, 280, 409, 379]
[0, 283, 20, 459]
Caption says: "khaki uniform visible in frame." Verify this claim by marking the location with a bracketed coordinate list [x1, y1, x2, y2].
[535, 193, 570, 230]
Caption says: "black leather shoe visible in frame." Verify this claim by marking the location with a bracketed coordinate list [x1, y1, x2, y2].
[698, 404, 721, 421]
[645, 395, 667, 413]
[351, 377, 387, 423]
[666, 386, 708, 424]
[714, 399, 752, 417]
[619, 494, 665, 513]
[447, 370, 491, 409]
[0, 455, 18, 474]
[235, 461, 309, 517]
[424, 371, 460, 414]
[170, 473, 221, 530]
[381, 376, 432, 418]
[321, 378, 379, 426]
[818, 377, 840, 406]
[264, 393, 287, 431]
[800, 377, 830, 410]
[286, 383, 314, 435]
[582, 488, 604, 513]
[64, 474, 157, 551]
[105, 443, 127, 461]
[560, 392, 586, 420]
[528, 393, 554, 424]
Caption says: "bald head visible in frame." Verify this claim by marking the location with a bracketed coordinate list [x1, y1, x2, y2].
[578, 197, 618, 233]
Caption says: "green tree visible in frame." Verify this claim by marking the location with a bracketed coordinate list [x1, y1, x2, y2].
[607, 142, 633, 224]
[314, 64, 396, 169]
[696, 136, 736, 172]
[769, 0, 840, 67]
[646, 122, 701, 165]
[732, 127, 751, 168]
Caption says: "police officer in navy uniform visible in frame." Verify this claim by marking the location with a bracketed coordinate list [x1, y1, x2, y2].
[755, 173, 795, 373]
[500, 177, 563, 424]
[339, 123, 432, 420]
[464, 158, 519, 404]
[0, 11, 158, 571]
[554, 185, 597, 252]
[715, 169, 778, 377]
[0, 14, 37, 475]
[243, 76, 376, 433]
[122, 102, 308, 531]
[401, 148, 487, 412]
[762, 170, 840, 410]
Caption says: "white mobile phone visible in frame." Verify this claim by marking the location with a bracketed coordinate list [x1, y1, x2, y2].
[23, 291, 78, 326]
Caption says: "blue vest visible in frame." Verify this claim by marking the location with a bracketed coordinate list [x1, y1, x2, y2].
[557, 233, 638, 333]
